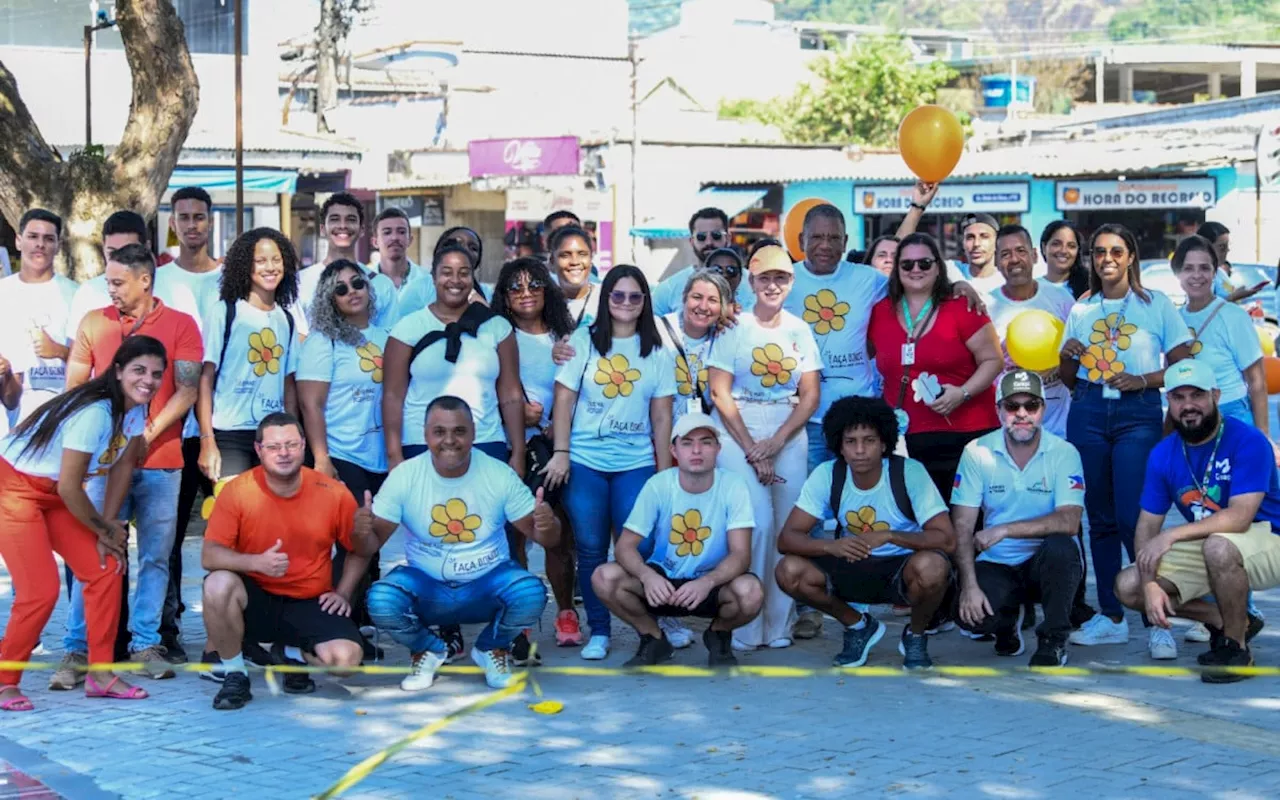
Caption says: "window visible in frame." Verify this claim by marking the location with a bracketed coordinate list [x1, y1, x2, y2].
[0, 0, 248, 54]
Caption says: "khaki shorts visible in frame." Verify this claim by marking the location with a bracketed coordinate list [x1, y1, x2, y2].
[1158, 523, 1280, 601]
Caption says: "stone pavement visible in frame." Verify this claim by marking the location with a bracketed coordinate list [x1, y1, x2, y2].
[2, 526, 1279, 800]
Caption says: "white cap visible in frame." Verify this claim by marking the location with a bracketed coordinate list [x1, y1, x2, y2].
[671, 412, 720, 443]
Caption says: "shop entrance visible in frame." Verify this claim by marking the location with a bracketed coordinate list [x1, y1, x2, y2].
[1066, 209, 1204, 261]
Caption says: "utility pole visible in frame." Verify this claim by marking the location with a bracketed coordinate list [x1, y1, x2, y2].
[234, 0, 244, 236]
[84, 10, 118, 148]
[629, 37, 640, 263]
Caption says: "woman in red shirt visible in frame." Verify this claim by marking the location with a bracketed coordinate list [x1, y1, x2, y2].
[868, 233, 1003, 503]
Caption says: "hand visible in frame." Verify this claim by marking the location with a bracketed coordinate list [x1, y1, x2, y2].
[354, 490, 374, 539]
[952, 282, 987, 315]
[855, 530, 892, 554]
[523, 401, 544, 428]
[745, 435, 782, 463]
[974, 525, 1008, 552]
[532, 487, 555, 531]
[1059, 337, 1086, 359]
[33, 328, 62, 360]
[640, 571, 676, 608]
[541, 452, 571, 491]
[929, 384, 966, 416]
[97, 519, 129, 552]
[255, 539, 289, 578]
[314, 456, 339, 480]
[552, 337, 576, 366]
[958, 585, 993, 629]
[1242, 280, 1269, 299]
[1144, 581, 1176, 629]
[318, 591, 352, 616]
[751, 456, 780, 486]
[669, 576, 713, 611]
[97, 539, 126, 575]
[1136, 531, 1175, 579]
[508, 452, 526, 480]
[824, 536, 870, 562]
[718, 304, 741, 330]
[1106, 372, 1146, 393]
[911, 180, 940, 208]
[198, 439, 222, 483]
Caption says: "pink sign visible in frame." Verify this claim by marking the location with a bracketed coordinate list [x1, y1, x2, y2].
[468, 137, 580, 177]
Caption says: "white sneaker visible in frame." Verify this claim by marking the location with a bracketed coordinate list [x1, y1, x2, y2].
[471, 647, 516, 689]
[1148, 627, 1178, 660]
[580, 635, 610, 660]
[1184, 622, 1211, 643]
[731, 638, 756, 652]
[401, 650, 445, 692]
[658, 617, 694, 649]
[1068, 614, 1130, 646]
[768, 637, 792, 649]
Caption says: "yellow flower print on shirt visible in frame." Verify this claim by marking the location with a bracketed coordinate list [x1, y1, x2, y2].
[844, 506, 891, 535]
[594, 354, 642, 399]
[1080, 344, 1125, 383]
[669, 509, 712, 557]
[356, 341, 384, 383]
[675, 353, 706, 397]
[90, 432, 129, 476]
[247, 328, 284, 377]
[802, 289, 850, 336]
[429, 499, 482, 544]
[1088, 313, 1138, 351]
[751, 344, 797, 389]
[1187, 328, 1203, 356]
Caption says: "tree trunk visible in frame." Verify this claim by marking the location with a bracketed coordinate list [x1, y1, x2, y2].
[316, 0, 341, 134]
[0, 0, 199, 280]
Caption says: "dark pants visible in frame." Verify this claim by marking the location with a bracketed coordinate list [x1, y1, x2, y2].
[330, 458, 387, 628]
[963, 536, 1083, 643]
[906, 427, 998, 505]
[161, 436, 213, 641]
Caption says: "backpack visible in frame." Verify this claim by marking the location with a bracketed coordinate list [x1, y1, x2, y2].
[830, 455, 914, 537]
[215, 298, 296, 389]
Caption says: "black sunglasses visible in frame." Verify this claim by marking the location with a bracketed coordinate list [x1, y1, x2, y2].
[706, 262, 742, 278]
[694, 231, 727, 243]
[1001, 398, 1044, 414]
[899, 258, 937, 272]
[507, 279, 547, 295]
[333, 276, 368, 296]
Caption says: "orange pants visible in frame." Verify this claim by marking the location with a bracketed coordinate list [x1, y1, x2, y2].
[0, 457, 122, 687]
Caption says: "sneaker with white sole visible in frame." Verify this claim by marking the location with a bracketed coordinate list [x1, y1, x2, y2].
[580, 635, 610, 660]
[658, 617, 694, 649]
[1148, 627, 1178, 660]
[994, 607, 1025, 657]
[401, 650, 446, 692]
[1067, 614, 1130, 646]
[471, 647, 516, 689]
[1185, 622, 1211, 643]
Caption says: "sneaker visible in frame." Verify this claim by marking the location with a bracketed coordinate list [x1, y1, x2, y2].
[768, 637, 792, 649]
[898, 627, 933, 671]
[401, 650, 446, 692]
[1148, 627, 1178, 660]
[49, 652, 87, 690]
[1197, 616, 1266, 665]
[269, 643, 316, 694]
[1248, 612, 1266, 643]
[624, 633, 675, 667]
[925, 620, 955, 635]
[1021, 604, 1037, 630]
[1070, 602, 1098, 630]
[471, 647, 516, 689]
[212, 672, 252, 710]
[580, 635, 610, 660]
[555, 609, 584, 647]
[832, 616, 884, 668]
[511, 630, 542, 667]
[890, 605, 911, 617]
[1029, 637, 1069, 667]
[1185, 622, 1211, 643]
[731, 638, 756, 652]
[792, 610, 823, 640]
[198, 650, 224, 683]
[703, 627, 737, 667]
[1200, 638, 1254, 684]
[1067, 614, 1130, 646]
[439, 626, 465, 664]
[130, 646, 177, 679]
[243, 640, 273, 668]
[995, 607, 1025, 657]
[658, 617, 694, 649]
[31, 642, 50, 657]
[160, 636, 188, 665]
[960, 629, 995, 642]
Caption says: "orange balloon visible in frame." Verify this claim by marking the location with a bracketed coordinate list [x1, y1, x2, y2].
[898, 105, 964, 183]
[781, 198, 828, 262]
[1265, 356, 1280, 395]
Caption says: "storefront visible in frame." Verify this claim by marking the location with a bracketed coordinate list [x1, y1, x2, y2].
[505, 186, 616, 269]
[1054, 176, 1218, 259]
[855, 181, 1031, 260]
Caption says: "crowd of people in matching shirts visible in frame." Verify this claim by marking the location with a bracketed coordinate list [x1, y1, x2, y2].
[1, 182, 1279, 714]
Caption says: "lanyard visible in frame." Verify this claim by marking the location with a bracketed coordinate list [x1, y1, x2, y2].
[1182, 422, 1224, 498]
[901, 298, 934, 341]
[1098, 291, 1132, 342]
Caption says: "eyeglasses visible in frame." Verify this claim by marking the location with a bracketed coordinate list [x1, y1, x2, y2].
[260, 441, 304, 454]
[507, 279, 546, 295]
[752, 273, 792, 286]
[333, 276, 367, 297]
[694, 231, 727, 243]
[1091, 247, 1129, 260]
[1001, 398, 1044, 414]
[706, 262, 742, 278]
[609, 290, 646, 306]
[899, 258, 937, 272]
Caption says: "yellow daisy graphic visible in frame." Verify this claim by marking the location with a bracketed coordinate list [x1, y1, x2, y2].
[1080, 343, 1125, 383]
[200, 479, 232, 520]
[356, 341, 384, 383]
[669, 509, 712, 557]
[802, 289, 850, 336]
[1088, 313, 1138, 351]
[750, 343, 798, 389]
[675, 353, 706, 397]
[1187, 328, 1203, 356]
[844, 506, 891, 535]
[247, 328, 284, 377]
[593, 354, 641, 399]
[91, 432, 129, 476]
[429, 499, 482, 544]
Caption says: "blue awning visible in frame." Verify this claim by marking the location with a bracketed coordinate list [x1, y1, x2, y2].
[167, 167, 298, 195]
[629, 187, 767, 239]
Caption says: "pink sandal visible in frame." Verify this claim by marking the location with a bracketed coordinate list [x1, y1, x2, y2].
[84, 675, 148, 700]
[0, 688, 33, 712]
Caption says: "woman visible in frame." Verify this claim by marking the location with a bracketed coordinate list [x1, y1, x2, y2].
[543, 265, 676, 660]
[864, 235, 900, 277]
[707, 245, 821, 650]
[549, 225, 600, 328]
[490, 256, 583, 648]
[0, 335, 165, 710]
[198, 228, 301, 483]
[661, 270, 731, 428]
[1039, 220, 1090, 299]
[1060, 223, 1193, 651]
[1198, 222, 1267, 304]
[398, 227, 489, 316]
[867, 233, 1003, 503]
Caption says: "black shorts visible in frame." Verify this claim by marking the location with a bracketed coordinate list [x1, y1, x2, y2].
[234, 575, 361, 652]
[643, 566, 723, 618]
[816, 553, 952, 607]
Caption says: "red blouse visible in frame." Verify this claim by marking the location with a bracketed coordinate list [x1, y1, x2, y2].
[868, 295, 999, 435]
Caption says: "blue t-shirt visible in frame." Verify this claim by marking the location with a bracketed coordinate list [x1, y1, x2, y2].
[652, 265, 756, 317]
[1181, 299, 1263, 405]
[202, 300, 301, 432]
[296, 327, 391, 474]
[1140, 417, 1280, 530]
[623, 468, 755, 580]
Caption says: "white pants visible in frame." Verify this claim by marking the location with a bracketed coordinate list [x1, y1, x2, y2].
[715, 401, 807, 647]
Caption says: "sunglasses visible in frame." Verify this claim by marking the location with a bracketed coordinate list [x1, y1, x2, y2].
[899, 258, 937, 273]
[1001, 398, 1044, 414]
[333, 276, 368, 296]
[694, 231, 727, 243]
[609, 290, 646, 306]
[706, 262, 742, 278]
[507, 279, 546, 295]
[1091, 247, 1129, 260]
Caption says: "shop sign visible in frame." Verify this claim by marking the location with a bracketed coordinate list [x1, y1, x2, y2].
[376, 194, 446, 227]
[468, 136, 580, 177]
[857, 182, 1029, 214]
[506, 187, 610, 220]
[1054, 178, 1216, 211]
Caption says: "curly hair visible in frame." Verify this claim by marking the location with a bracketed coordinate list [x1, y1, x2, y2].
[822, 395, 899, 457]
[490, 257, 575, 340]
[219, 227, 300, 307]
[308, 260, 377, 347]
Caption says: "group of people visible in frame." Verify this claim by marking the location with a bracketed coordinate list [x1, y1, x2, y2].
[1, 184, 1278, 715]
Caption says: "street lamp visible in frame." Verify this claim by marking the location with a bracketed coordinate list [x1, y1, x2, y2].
[84, 9, 117, 148]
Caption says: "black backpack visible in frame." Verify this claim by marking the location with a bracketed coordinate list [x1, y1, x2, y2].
[215, 298, 296, 389]
[830, 456, 914, 536]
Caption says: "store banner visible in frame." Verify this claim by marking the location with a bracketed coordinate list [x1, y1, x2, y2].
[857, 182, 1030, 214]
[506, 186, 611, 220]
[1055, 178, 1216, 211]
[468, 137, 580, 177]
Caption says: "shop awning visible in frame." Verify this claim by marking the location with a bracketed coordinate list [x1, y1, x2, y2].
[167, 167, 299, 195]
[629, 187, 767, 239]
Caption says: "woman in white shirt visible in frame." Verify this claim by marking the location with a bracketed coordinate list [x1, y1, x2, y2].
[660, 270, 731, 430]
[397, 227, 489, 318]
[707, 245, 822, 650]
[0, 335, 162, 710]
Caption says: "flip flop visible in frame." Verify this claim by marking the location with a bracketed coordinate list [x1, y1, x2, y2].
[84, 675, 149, 700]
[0, 691, 33, 712]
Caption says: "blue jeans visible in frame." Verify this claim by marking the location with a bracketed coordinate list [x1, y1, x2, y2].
[561, 462, 654, 637]
[1067, 383, 1164, 619]
[806, 420, 835, 473]
[365, 561, 547, 654]
[64, 469, 182, 653]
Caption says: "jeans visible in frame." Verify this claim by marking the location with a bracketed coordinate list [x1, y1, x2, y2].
[366, 561, 547, 654]
[962, 536, 1083, 642]
[562, 463, 654, 637]
[162, 437, 210, 640]
[806, 420, 834, 473]
[64, 468, 182, 653]
[1067, 383, 1164, 619]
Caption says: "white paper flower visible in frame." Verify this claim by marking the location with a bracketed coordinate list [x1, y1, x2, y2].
[912, 372, 942, 405]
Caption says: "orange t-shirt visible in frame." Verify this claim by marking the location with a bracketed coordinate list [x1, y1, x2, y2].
[204, 467, 357, 599]
[69, 299, 203, 469]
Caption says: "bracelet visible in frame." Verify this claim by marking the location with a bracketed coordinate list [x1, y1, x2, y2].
[910, 202, 927, 211]
[200, 434, 215, 440]
[1140, 375, 1149, 389]
[554, 449, 569, 454]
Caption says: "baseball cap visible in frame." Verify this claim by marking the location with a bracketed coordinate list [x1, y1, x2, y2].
[997, 370, 1045, 402]
[672, 412, 720, 443]
[960, 213, 1000, 235]
[1165, 359, 1218, 392]
[747, 245, 794, 276]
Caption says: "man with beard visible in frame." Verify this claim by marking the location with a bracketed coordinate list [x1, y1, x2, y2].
[653, 208, 754, 315]
[1116, 360, 1280, 682]
[951, 371, 1085, 667]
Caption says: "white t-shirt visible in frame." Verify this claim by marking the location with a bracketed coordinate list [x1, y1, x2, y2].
[706, 310, 820, 404]
[372, 449, 535, 583]
[68, 266, 204, 338]
[658, 312, 716, 428]
[1, 400, 146, 480]
[202, 300, 301, 431]
[952, 428, 1085, 566]
[795, 457, 948, 558]
[949, 261, 1005, 296]
[0, 273, 79, 423]
[983, 282, 1076, 437]
[652, 265, 756, 317]
[296, 263, 399, 335]
[555, 328, 677, 472]
[623, 468, 755, 580]
[786, 260, 888, 419]
[389, 309, 513, 447]
[160, 263, 224, 323]
[564, 284, 602, 330]
[296, 327, 390, 474]
[396, 278, 498, 327]
[1181, 299, 1263, 406]
[515, 328, 557, 438]
[1064, 290, 1192, 385]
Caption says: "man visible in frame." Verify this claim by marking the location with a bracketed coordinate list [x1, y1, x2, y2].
[202, 413, 376, 710]
[49, 243, 203, 687]
[364, 396, 559, 691]
[652, 208, 753, 315]
[165, 186, 223, 313]
[775, 396, 956, 670]
[952, 371, 1085, 667]
[540, 209, 581, 255]
[1115, 360, 1280, 683]
[955, 213, 1004, 295]
[593, 413, 763, 667]
[372, 207, 424, 291]
[296, 192, 398, 331]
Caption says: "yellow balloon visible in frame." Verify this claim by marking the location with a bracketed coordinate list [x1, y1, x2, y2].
[1006, 310, 1065, 372]
[898, 105, 965, 183]
[781, 198, 828, 263]
[1258, 326, 1276, 357]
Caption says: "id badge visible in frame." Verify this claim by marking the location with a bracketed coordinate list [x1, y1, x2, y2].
[901, 343, 916, 366]
[686, 396, 702, 416]
[1102, 385, 1120, 400]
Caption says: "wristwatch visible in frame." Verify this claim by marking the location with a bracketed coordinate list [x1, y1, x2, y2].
[961, 387, 972, 402]
[910, 202, 927, 211]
